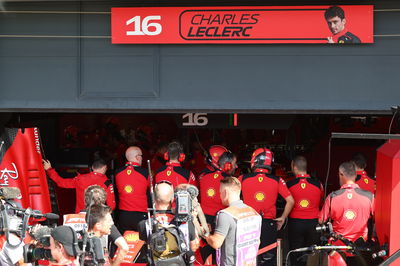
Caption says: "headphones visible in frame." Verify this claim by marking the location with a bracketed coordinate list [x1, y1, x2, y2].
[219, 151, 234, 173]
[164, 152, 185, 162]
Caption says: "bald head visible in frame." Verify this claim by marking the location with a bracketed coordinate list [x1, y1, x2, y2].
[125, 146, 142, 164]
[155, 182, 174, 206]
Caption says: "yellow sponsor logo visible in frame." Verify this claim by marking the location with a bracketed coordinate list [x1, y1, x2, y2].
[299, 199, 309, 208]
[125, 233, 139, 242]
[364, 178, 369, 184]
[124, 185, 133, 193]
[127, 169, 132, 175]
[344, 210, 356, 221]
[207, 188, 215, 197]
[255, 192, 265, 202]
[214, 174, 219, 179]
[258, 177, 263, 182]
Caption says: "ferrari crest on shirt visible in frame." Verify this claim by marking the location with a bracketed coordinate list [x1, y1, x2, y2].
[214, 173, 219, 179]
[127, 169, 132, 175]
[258, 177, 263, 182]
[207, 188, 216, 197]
[167, 170, 171, 176]
[347, 193, 353, 200]
[301, 183, 306, 189]
[364, 178, 369, 184]
[255, 192, 265, 202]
[124, 185, 133, 193]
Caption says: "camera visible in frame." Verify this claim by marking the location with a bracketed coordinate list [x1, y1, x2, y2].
[80, 234, 106, 266]
[316, 222, 333, 235]
[174, 190, 192, 223]
[23, 225, 54, 263]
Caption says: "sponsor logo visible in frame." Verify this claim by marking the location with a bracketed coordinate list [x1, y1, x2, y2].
[258, 177, 263, 182]
[344, 210, 356, 220]
[347, 193, 353, 200]
[214, 173, 219, 179]
[127, 169, 132, 175]
[34, 127, 41, 154]
[299, 199, 309, 208]
[207, 188, 215, 197]
[124, 185, 133, 193]
[364, 178, 369, 184]
[0, 163, 19, 186]
[301, 183, 306, 189]
[255, 192, 265, 202]
[125, 233, 140, 242]
[167, 170, 171, 176]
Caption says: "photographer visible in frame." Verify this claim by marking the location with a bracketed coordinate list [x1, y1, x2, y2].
[50, 226, 80, 265]
[319, 162, 374, 265]
[138, 181, 199, 264]
[86, 204, 119, 266]
[83, 186, 128, 265]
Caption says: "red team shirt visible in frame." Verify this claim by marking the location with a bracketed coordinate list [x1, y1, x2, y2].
[115, 162, 149, 213]
[46, 169, 116, 213]
[239, 168, 292, 219]
[199, 168, 229, 216]
[355, 170, 376, 194]
[286, 174, 324, 219]
[155, 162, 197, 188]
[320, 183, 374, 242]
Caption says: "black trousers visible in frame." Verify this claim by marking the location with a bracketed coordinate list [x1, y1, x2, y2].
[117, 210, 148, 233]
[258, 219, 278, 266]
[288, 218, 319, 266]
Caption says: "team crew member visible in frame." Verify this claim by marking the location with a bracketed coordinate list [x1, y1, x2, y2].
[319, 162, 374, 264]
[239, 148, 294, 266]
[155, 141, 196, 188]
[43, 158, 116, 213]
[205, 177, 261, 266]
[325, 6, 361, 43]
[286, 156, 323, 266]
[199, 151, 237, 227]
[201, 145, 228, 173]
[352, 153, 376, 194]
[115, 146, 149, 232]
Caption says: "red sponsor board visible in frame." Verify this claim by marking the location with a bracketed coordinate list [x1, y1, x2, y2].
[112, 5, 373, 44]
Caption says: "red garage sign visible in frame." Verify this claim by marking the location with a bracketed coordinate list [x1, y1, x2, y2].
[111, 5, 373, 44]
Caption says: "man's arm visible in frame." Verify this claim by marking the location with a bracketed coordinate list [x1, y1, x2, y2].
[104, 180, 116, 210]
[43, 159, 77, 188]
[205, 232, 225, 250]
[319, 194, 331, 223]
[111, 236, 129, 266]
[274, 195, 294, 230]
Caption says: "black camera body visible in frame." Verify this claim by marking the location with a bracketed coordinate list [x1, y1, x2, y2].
[174, 190, 192, 223]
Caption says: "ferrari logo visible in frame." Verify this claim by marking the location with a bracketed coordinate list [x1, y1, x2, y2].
[214, 174, 219, 179]
[127, 170, 132, 175]
[258, 177, 263, 182]
[167, 171, 171, 176]
[344, 210, 356, 221]
[364, 178, 369, 184]
[299, 199, 309, 208]
[255, 192, 265, 202]
[207, 188, 215, 197]
[124, 185, 133, 193]
[213, 152, 218, 157]
[347, 193, 353, 199]
[125, 233, 139, 242]
[301, 183, 306, 189]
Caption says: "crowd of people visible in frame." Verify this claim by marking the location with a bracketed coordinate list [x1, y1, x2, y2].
[37, 140, 376, 266]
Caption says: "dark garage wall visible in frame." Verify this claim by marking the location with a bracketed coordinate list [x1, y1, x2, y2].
[0, 0, 399, 113]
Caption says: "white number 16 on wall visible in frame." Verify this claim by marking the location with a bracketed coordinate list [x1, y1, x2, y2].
[126, 16, 162, 36]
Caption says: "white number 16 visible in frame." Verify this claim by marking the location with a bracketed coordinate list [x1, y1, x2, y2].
[126, 15, 162, 36]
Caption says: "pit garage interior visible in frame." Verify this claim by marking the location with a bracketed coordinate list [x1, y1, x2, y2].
[2, 0, 400, 264]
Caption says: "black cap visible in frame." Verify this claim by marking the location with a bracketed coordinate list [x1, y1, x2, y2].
[51, 226, 79, 257]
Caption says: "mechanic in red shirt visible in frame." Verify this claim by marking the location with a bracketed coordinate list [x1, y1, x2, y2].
[239, 148, 294, 266]
[319, 161, 374, 264]
[352, 153, 375, 194]
[155, 141, 196, 188]
[43, 158, 116, 213]
[115, 146, 149, 232]
[286, 156, 324, 266]
[200, 149, 237, 227]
